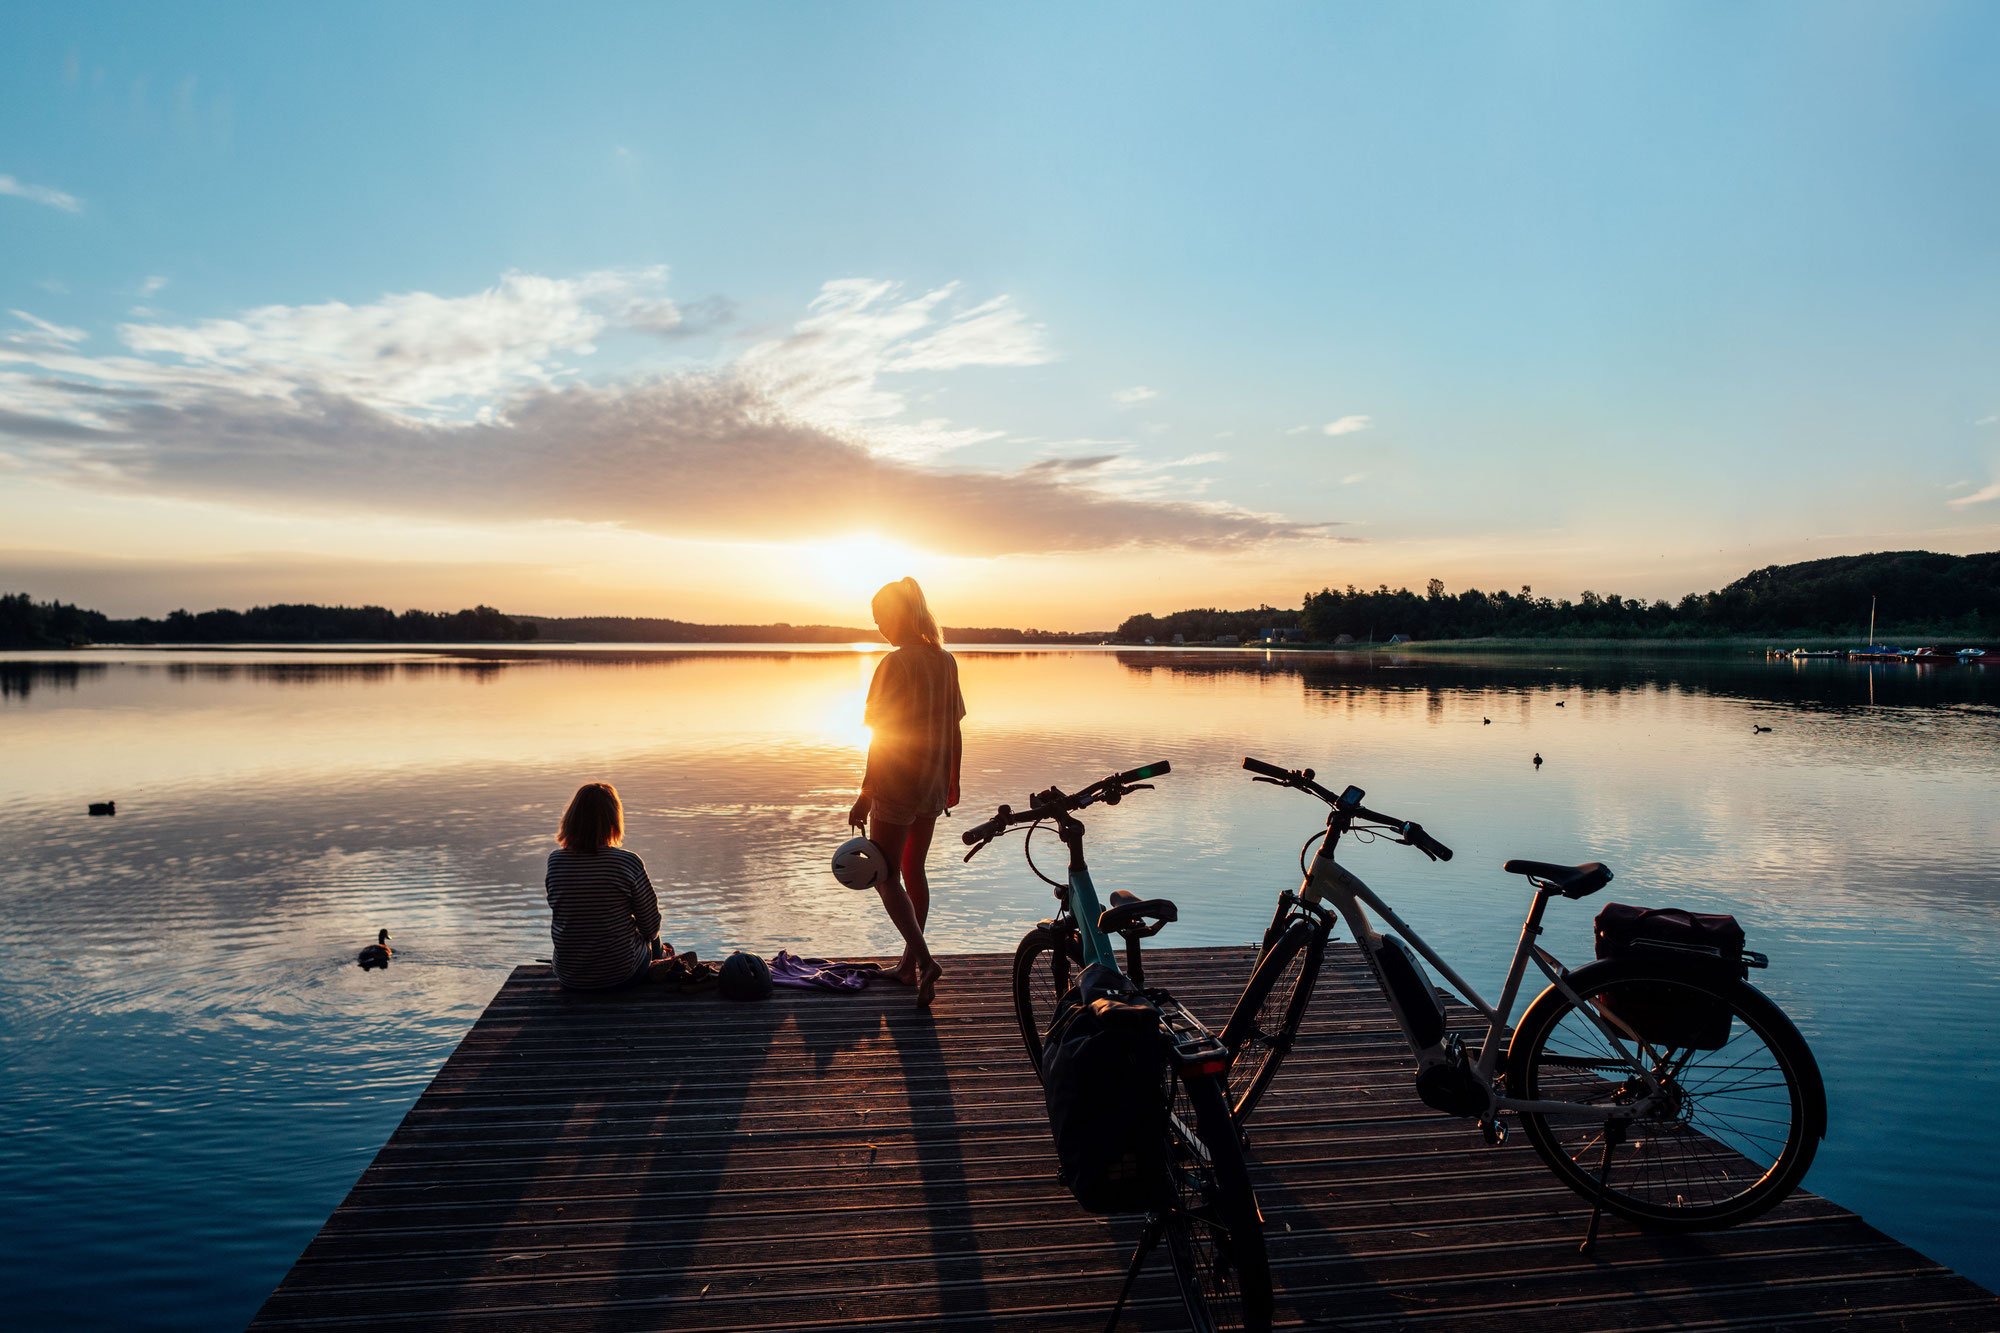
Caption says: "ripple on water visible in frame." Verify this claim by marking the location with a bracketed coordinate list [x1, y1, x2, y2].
[2, 648, 1997, 1327]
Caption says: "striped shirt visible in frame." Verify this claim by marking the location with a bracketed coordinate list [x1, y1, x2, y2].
[544, 846, 661, 990]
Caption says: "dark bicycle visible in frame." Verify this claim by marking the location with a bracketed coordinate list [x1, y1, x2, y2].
[965, 762, 1273, 1333]
[1223, 755, 1828, 1245]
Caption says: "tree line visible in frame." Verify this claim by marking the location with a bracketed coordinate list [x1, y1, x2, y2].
[0, 594, 538, 647]
[1118, 550, 1999, 644]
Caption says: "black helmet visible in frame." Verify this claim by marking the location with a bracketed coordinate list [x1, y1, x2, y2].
[718, 950, 773, 1002]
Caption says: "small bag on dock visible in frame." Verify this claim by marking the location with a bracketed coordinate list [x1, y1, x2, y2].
[1592, 903, 1746, 1050]
[1039, 964, 1170, 1214]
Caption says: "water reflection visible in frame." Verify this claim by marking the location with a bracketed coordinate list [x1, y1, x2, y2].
[0, 647, 1996, 1326]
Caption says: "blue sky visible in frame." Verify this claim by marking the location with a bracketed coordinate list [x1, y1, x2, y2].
[3, 1, 1997, 625]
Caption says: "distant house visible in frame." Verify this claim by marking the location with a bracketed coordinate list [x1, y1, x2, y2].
[1333, 633, 1355, 646]
[1143, 636, 1155, 645]
[1213, 634, 1241, 646]
[1387, 633, 1413, 645]
[1171, 633, 1185, 645]
[1261, 627, 1306, 643]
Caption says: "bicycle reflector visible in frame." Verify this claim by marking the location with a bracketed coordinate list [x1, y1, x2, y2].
[1193, 1057, 1229, 1076]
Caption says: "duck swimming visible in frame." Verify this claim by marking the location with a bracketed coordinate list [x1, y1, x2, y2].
[357, 929, 392, 969]
[1532, 752, 1543, 769]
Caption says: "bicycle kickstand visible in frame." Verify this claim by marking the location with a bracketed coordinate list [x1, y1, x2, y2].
[1579, 1118, 1629, 1257]
[1103, 1214, 1164, 1332]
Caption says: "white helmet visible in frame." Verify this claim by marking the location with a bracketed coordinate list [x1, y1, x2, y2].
[831, 837, 887, 891]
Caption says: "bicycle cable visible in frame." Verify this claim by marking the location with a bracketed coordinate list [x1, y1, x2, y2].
[1299, 828, 1327, 875]
[1023, 819, 1066, 889]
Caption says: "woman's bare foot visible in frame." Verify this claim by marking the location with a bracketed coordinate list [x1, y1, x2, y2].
[879, 960, 917, 985]
[915, 959, 943, 1009]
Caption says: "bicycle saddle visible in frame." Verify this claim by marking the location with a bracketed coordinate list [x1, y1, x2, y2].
[1099, 892, 1178, 936]
[1503, 859, 1613, 898]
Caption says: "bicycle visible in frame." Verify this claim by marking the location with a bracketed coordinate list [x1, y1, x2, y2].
[963, 761, 1273, 1333]
[1224, 754, 1828, 1247]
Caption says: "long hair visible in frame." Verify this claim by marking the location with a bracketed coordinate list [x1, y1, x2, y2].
[558, 782, 624, 853]
[872, 576, 943, 648]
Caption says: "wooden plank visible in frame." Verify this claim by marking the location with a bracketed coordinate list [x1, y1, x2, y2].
[250, 946, 1997, 1331]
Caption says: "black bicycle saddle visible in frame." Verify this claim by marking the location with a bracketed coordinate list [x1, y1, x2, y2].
[1503, 859, 1614, 898]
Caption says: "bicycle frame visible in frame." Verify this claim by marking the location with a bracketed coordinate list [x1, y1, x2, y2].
[1297, 824, 1671, 1121]
[1048, 812, 1231, 1070]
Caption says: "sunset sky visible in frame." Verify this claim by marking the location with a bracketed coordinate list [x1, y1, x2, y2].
[3, 2, 1997, 629]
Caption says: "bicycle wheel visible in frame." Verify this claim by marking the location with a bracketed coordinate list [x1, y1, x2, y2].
[1509, 957, 1826, 1231]
[1222, 918, 1324, 1122]
[1011, 925, 1078, 1074]
[1161, 1070, 1274, 1332]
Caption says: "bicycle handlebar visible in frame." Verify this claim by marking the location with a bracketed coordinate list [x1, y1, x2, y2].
[961, 760, 1173, 848]
[1240, 755, 1454, 862]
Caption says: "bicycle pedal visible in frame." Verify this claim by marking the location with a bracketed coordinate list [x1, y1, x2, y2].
[1479, 1117, 1507, 1146]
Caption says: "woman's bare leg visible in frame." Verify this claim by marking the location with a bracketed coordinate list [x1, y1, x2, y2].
[901, 814, 936, 929]
[868, 816, 935, 991]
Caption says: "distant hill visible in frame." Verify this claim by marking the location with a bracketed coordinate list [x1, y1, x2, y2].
[1719, 550, 2000, 632]
[1119, 550, 2000, 643]
[0, 595, 538, 648]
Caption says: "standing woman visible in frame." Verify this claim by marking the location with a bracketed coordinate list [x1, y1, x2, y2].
[848, 577, 963, 1009]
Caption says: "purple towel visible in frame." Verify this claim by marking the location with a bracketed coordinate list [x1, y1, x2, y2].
[768, 950, 890, 991]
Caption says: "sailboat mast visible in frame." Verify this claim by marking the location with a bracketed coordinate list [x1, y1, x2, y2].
[1868, 595, 1876, 648]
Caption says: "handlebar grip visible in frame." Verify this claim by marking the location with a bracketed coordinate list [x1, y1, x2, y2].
[1403, 821, 1454, 862]
[1116, 760, 1172, 784]
[961, 822, 993, 846]
[1242, 756, 1288, 780]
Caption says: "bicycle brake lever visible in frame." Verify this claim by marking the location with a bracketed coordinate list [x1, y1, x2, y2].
[1250, 775, 1287, 786]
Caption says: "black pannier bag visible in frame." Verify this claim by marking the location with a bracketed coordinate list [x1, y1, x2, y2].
[1592, 903, 1746, 1051]
[1039, 963, 1170, 1214]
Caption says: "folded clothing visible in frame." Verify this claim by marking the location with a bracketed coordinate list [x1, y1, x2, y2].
[769, 950, 890, 991]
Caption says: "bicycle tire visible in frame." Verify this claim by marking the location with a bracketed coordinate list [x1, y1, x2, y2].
[1222, 918, 1323, 1123]
[1161, 1069, 1274, 1332]
[1010, 925, 1078, 1075]
[1509, 957, 1826, 1231]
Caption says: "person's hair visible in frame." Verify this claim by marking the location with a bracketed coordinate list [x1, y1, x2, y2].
[558, 782, 624, 853]
[872, 577, 943, 648]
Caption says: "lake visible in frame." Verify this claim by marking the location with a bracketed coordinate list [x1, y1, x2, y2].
[2, 644, 1996, 1327]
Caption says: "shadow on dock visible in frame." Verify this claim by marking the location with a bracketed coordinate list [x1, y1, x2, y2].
[251, 947, 1998, 1331]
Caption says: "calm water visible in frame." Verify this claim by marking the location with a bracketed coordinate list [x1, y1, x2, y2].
[2, 645, 1997, 1327]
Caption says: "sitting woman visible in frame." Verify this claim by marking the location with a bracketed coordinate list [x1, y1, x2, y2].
[545, 781, 663, 990]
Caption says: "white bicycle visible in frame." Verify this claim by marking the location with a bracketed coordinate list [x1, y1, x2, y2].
[1228, 756, 1828, 1248]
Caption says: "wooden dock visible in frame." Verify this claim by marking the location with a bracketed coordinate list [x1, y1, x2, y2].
[251, 946, 1996, 1331]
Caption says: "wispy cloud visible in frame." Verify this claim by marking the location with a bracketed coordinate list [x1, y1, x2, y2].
[139, 275, 169, 298]
[0, 271, 1330, 558]
[1978, 414, 1997, 426]
[1323, 414, 1372, 436]
[1947, 482, 2000, 507]
[1341, 472, 1367, 485]
[0, 173, 81, 213]
[1113, 385, 1157, 406]
[736, 280, 1051, 460]
[5, 310, 88, 350]
[104, 268, 676, 416]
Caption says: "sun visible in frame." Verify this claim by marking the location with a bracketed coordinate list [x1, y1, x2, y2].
[801, 534, 929, 612]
